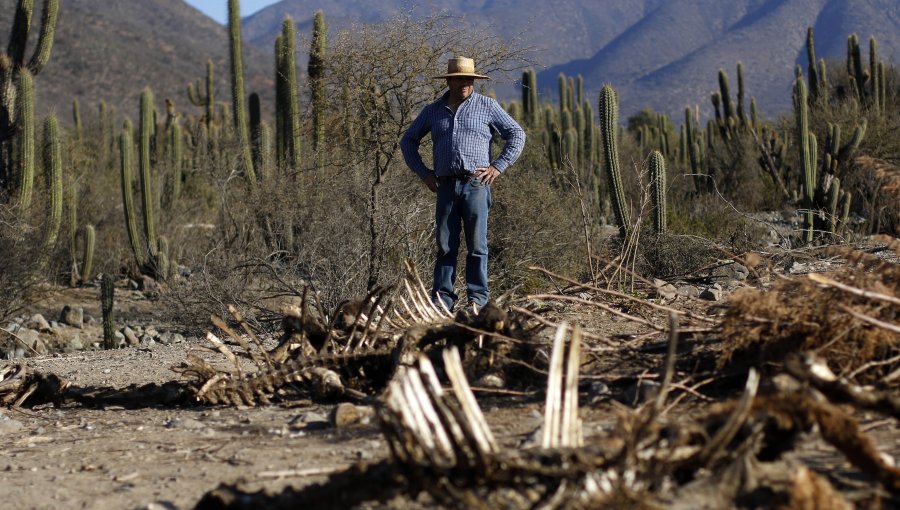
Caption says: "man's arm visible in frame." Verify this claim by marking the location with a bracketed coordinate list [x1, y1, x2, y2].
[401, 106, 434, 181]
[488, 99, 526, 172]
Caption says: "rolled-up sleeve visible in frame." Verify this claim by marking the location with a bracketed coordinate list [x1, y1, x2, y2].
[489, 100, 525, 172]
[401, 106, 433, 180]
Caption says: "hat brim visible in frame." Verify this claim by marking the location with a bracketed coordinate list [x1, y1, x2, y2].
[432, 72, 490, 80]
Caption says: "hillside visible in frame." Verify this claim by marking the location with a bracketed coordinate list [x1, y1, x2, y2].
[244, 0, 900, 119]
[0, 0, 273, 124]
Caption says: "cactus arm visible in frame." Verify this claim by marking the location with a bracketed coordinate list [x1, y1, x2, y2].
[26, 0, 58, 75]
[598, 85, 630, 237]
[228, 0, 256, 186]
[7, 0, 34, 67]
[649, 150, 667, 234]
[40, 115, 62, 257]
[16, 69, 34, 208]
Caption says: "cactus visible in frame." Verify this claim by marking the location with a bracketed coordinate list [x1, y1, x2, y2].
[793, 77, 815, 243]
[649, 150, 666, 235]
[1, 0, 59, 190]
[558, 73, 567, 114]
[39, 115, 62, 261]
[66, 179, 78, 286]
[72, 98, 82, 140]
[120, 119, 145, 268]
[15, 69, 34, 208]
[521, 68, 539, 128]
[806, 27, 819, 101]
[275, 20, 301, 170]
[101, 274, 115, 349]
[598, 85, 630, 237]
[187, 60, 215, 128]
[167, 120, 182, 203]
[81, 224, 94, 284]
[257, 121, 272, 180]
[309, 10, 327, 171]
[139, 89, 157, 256]
[227, 0, 257, 186]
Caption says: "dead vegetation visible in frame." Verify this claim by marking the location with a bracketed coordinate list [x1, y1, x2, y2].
[718, 237, 900, 387]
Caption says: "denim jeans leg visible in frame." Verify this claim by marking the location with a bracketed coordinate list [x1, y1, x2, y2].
[432, 179, 461, 311]
[462, 180, 491, 306]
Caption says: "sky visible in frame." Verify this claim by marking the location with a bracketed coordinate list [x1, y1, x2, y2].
[183, 0, 282, 24]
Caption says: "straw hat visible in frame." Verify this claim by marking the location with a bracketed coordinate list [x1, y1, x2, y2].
[432, 56, 489, 79]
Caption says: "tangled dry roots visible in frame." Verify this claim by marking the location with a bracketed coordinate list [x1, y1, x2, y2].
[717, 238, 900, 386]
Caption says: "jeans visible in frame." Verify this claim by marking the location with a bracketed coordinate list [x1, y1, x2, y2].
[432, 176, 492, 311]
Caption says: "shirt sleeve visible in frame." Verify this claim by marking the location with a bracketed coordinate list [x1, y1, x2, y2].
[488, 99, 526, 172]
[401, 105, 433, 180]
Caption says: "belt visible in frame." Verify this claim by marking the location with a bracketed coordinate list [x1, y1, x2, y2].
[438, 173, 474, 181]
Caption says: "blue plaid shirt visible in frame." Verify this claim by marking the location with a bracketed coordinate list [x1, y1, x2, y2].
[401, 92, 525, 180]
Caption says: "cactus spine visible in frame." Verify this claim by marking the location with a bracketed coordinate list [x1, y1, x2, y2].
[598, 85, 630, 237]
[227, 0, 256, 186]
[649, 150, 666, 234]
[101, 274, 115, 349]
[309, 10, 326, 171]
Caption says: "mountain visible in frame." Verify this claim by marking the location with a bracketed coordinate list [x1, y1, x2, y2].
[0, 0, 273, 124]
[244, 0, 900, 119]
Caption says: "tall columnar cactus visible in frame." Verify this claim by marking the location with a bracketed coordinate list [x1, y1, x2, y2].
[806, 27, 819, 101]
[309, 10, 327, 170]
[40, 115, 62, 258]
[167, 120, 183, 203]
[649, 150, 667, 235]
[101, 274, 115, 349]
[1, 0, 59, 192]
[227, 0, 257, 187]
[736, 62, 746, 127]
[139, 89, 157, 256]
[558, 74, 567, 114]
[598, 85, 630, 237]
[521, 68, 539, 128]
[793, 77, 815, 242]
[187, 59, 215, 129]
[275, 20, 301, 170]
[81, 224, 95, 284]
[66, 180, 78, 286]
[72, 98, 82, 140]
[16, 69, 34, 208]
[120, 119, 145, 268]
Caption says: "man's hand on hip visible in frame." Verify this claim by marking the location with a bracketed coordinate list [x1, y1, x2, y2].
[475, 166, 500, 185]
[424, 174, 439, 193]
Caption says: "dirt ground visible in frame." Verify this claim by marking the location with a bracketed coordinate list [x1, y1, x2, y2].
[1, 282, 898, 509]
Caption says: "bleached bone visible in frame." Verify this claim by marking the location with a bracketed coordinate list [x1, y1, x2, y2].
[543, 324, 568, 448]
[443, 347, 498, 454]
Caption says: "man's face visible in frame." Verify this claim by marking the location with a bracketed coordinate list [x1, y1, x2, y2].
[447, 76, 475, 99]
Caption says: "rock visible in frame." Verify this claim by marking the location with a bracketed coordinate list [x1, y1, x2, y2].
[177, 265, 191, 277]
[139, 275, 160, 294]
[85, 315, 97, 325]
[475, 373, 505, 389]
[26, 314, 51, 332]
[17, 329, 47, 355]
[676, 285, 700, 298]
[621, 379, 661, 406]
[0, 413, 23, 434]
[5, 322, 21, 334]
[139, 335, 155, 348]
[128, 279, 140, 291]
[145, 328, 159, 339]
[66, 334, 83, 352]
[122, 327, 140, 347]
[60, 306, 84, 329]
[171, 333, 185, 344]
[49, 321, 60, 329]
[164, 417, 206, 430]
[331, 404, 374, 427]
[788, 261, 807, 274]
[700, 284, 723, 301]
[712, 262, 749, 281]
[291, 411, 330, 430]
[651, 279, 677, 300]
[157, 332, 173, 345]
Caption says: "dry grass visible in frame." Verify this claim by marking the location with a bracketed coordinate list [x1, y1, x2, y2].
[717, 238, 899, 385]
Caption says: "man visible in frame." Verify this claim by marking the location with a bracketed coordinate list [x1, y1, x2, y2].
[401, 56, 525, 311]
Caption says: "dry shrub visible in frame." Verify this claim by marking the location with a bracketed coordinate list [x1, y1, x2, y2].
[718, 239, 899, 384]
